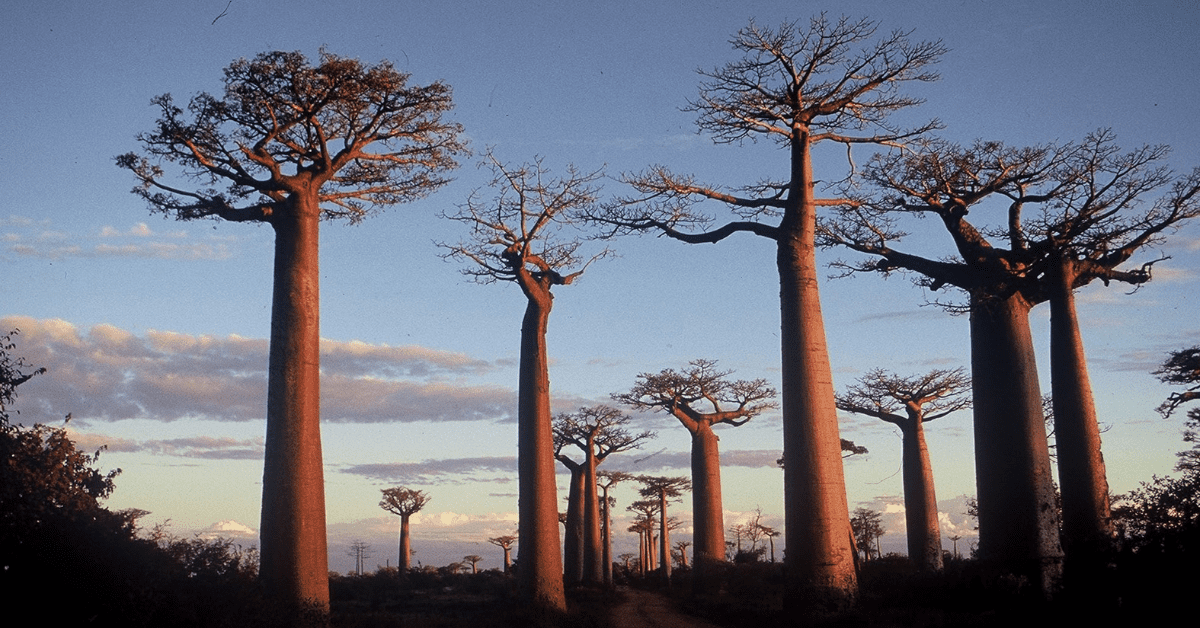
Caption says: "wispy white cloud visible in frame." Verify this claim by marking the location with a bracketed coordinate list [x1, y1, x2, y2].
[341, 456, 517, 484]
[5, 220, 229, 260]
[4, 316, 514, 425]
[72, 430, 266, 460]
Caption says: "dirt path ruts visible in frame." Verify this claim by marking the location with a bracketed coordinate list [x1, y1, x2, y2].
[608, 587, 723, 628]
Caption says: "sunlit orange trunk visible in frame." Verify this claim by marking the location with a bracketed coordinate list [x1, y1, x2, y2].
[780, 128, 857, 611]
[516, 293, 567, 611]
[259, 194, 329, 613]
[900, 417, 943, 571]
[970, 291, 1063, 595]
[691, 424, 725, 567]
[1047, 258, 1114, 577]
[399, 515, 411, 570]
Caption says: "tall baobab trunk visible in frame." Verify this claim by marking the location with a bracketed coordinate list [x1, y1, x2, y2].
[900, 417, 943, 571]
[970, 291, 1063, 595]
[690, 424, 725, 564]
[516, 293, 567, 611]
[398, 515, 411, 570]
[600, 488, 613, 585]
[259, 197, 329, 612]
[779, 130, 857, 610]
[1047, 257, 1115, 577]
[582, 449, 604, 586]
[562, 465, 585, 586]
[658, 492, 671, 582]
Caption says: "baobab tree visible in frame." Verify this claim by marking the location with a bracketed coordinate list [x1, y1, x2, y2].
[674, 541, 692, 568]
[1032, 134, 1200, 578]
[554, 407, 652, 587]
[590, 17, 944, 609]
[379, 487, 430, 571]
[615, 359, 775, 575]
[850, 508, 885, 562]
[440, 153, 608, 611]
[627, 500, 660, 577]
[637, 475, 691, 584]
[346, 540, 372, 576]
[836, 368, 971, 571]
[823, 132, 1200, 590]
[487, 534, 517, 573]
[118, 50, 464, 612]
[464, 555, 483, 574]
[596, 470, 634, 585]
[1157, 346, 1200, 422]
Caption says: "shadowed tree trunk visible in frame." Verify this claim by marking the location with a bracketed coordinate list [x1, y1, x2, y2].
[582, 445, 602, 585]
[559, 460, 585, 586]
[971, 292, 1063, 593]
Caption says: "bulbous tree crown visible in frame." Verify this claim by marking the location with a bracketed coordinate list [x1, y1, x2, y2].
[118, 49, 466, 224]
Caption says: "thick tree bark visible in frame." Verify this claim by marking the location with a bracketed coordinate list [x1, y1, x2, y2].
[970, 291, 1063, 595]
[899, 418, 943, 571]
[562, 465, 585, 586]
[399, 515, 411, 570]
[259, 196, 329, 614]
[516, 295, 567, 611]
[780, 130, 857, 611]
[1047, 258, 1115, 577]
[691, 424, 726, 577]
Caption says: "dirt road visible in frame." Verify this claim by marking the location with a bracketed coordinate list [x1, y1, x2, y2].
[607, 587, 723, 628]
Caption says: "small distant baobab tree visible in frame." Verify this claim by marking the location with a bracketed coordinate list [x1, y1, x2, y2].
[836, 368, 971, 571]
[850, 507, 885, 562]
[596, 470, 634, 585]
[615, 359, 775, 575]
[464, 555, 483, 574]
[589, 17, 945, 609]
[118, 50, 465, 613]
[487, 534, 517, 573]
[674, 540, 692, 568]
[379, 487, 430, 571]
[347, 540, 372, 576]
[637, 475, 691, 584]
[554, 406, 653, 587]
[440, 152, 608, 611]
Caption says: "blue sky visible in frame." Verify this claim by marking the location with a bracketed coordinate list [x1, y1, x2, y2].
[4, 1, 1199, 572]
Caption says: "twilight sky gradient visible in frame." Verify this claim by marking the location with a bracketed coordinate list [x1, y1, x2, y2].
[4, 1, 1199, 573]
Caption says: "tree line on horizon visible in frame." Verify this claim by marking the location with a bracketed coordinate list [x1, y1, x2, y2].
[13, 11, 1191, 623]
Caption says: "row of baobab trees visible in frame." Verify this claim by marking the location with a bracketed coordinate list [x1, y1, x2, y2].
[118, 12, 1200, 619]
[378, 359, 972, 589]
